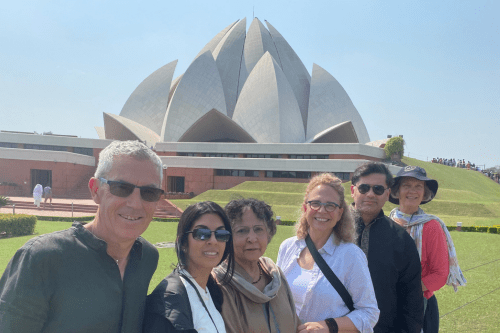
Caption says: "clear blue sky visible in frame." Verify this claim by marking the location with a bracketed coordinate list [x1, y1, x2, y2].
[1, 0, 499, 168]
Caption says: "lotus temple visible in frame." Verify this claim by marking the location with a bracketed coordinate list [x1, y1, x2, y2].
[0, 18, 399, 198]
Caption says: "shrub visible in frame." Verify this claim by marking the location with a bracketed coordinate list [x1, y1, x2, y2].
[384, 137, 405, 159]
[0, 196, 9, 208]
[36, 216, 95, 222]
[153, 217, 180, 222]
[447, 226, 457, 232]
[0, 214, 36, 236]
[488, 227, 498, 234]
[476, 226, 489, 233]
[278, 220, 296, 226]
[460, 226, 472, 232]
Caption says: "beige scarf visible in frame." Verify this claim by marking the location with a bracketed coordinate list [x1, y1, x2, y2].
[213, 257, 298, 333]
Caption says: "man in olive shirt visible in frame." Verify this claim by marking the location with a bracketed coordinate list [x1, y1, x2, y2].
[0, 141, 164, 332]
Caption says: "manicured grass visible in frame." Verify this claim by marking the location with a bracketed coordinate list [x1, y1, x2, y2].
[2, 221, 498, 331]
[433, 232, 500, 332]
[2, 157, 499, 330]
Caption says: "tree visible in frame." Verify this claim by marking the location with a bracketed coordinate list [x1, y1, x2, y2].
[384, 136, 405, 160]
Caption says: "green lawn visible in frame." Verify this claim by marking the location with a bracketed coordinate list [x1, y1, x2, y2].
[2, 221, 499, 331]
[2, 157, 499, 331]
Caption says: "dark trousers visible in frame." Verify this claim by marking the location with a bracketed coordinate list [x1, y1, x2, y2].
[423, 295, 439, 333]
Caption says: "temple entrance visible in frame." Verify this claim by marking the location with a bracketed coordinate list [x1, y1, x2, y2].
[31, 169, 52, 191]
[168, 176, 185, 193]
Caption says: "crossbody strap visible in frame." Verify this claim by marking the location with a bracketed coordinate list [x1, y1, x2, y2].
[179, 272, 220, 333]
[305, 234, 355, 312]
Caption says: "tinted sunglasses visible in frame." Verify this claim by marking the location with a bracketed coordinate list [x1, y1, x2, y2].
[186, 228, 231, 242]
[307, 200, 340, 212]
[355, 184, 388, 196]
[99, 178, 164, 202]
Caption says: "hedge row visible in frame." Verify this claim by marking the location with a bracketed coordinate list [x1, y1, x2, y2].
[36, 216, 95, 222]
[0, 214, 37, 236]
[446, 225, 499, 234]
[34, 216, 183, 223]
[29, 216, 500, 234]
[153, 217, 180, 222]
[278, 221, 500, 234]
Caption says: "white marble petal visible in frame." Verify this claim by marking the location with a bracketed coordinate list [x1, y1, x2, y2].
[266, 20, 311, 132]
[160, 51, 227, 142]
[305, 121, 359, 143]
[233, 52, 305, 143]
[212, 18, 247, 119]
[307, 63, 370, 143]
[238, 18, 281, 97]
[168, 74, 183, 106]
[119, 60, 177, 135]
[195, 20, 238, 59]
[179, 109, 256, 143]
[94, 126, 105, 139]
[103, 113, 160, 147]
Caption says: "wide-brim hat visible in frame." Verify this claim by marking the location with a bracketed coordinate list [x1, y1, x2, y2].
[389, 165, 438, 205]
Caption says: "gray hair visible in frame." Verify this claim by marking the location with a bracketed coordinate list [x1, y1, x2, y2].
[225, 198, 277, 243]
[94, 140, 163, 183]
[391, 180, 434, 203]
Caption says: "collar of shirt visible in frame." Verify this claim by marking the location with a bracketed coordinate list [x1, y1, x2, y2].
[292, 233, 337, 258]
[72, 222, 143, 259]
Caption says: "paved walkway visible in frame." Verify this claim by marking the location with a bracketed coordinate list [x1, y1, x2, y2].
[0, 196, 96, 217]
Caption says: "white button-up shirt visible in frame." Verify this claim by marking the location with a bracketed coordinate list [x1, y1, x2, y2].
[277, 235, 380, 333]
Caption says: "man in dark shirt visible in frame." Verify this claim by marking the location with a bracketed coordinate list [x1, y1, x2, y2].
[351, 162, 423, 333]
[0, 141, 164, 333]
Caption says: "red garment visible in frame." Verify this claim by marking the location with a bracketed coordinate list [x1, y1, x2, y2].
[421, 220, 449, 299]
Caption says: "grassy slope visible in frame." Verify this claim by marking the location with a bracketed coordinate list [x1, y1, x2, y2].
[398, 157, 500, 226]
[172, 157, 500, 225]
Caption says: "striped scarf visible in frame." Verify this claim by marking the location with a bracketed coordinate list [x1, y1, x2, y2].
[389, 207, 467, 292]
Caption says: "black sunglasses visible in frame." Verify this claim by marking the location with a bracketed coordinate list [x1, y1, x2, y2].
[186, 228, 231, 242]
[307, 201, 340, 212]
[355, 184, 388, 196]
[99, 178, 164, 202]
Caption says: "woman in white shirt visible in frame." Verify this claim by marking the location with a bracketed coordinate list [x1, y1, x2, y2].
[144, 201, 235, 333]
[277, 174, 379, 333]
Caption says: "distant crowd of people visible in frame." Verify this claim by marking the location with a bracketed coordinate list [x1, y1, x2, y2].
[431, 158, 480, 170]
[484, 170, 500, 184]
[432, 157, 499, 184]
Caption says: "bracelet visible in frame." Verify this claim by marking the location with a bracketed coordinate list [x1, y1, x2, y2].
[325, 318, 339, 333]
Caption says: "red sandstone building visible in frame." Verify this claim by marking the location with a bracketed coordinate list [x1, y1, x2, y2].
[0, 131, 396, 199]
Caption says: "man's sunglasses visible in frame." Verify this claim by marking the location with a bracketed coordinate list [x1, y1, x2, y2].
[99, 178, 164, 202]
[355, 184, 388, 196]
[185, 228, 231, 242]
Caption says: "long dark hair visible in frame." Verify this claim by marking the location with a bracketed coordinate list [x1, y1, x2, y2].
[175, 201, 234, 285]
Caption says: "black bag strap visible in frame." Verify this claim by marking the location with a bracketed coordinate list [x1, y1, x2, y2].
[179, 272, 220, 333]
[305, 234, 355, 312]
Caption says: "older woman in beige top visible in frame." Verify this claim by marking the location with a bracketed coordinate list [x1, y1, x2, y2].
[213, 198, 299, 333]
